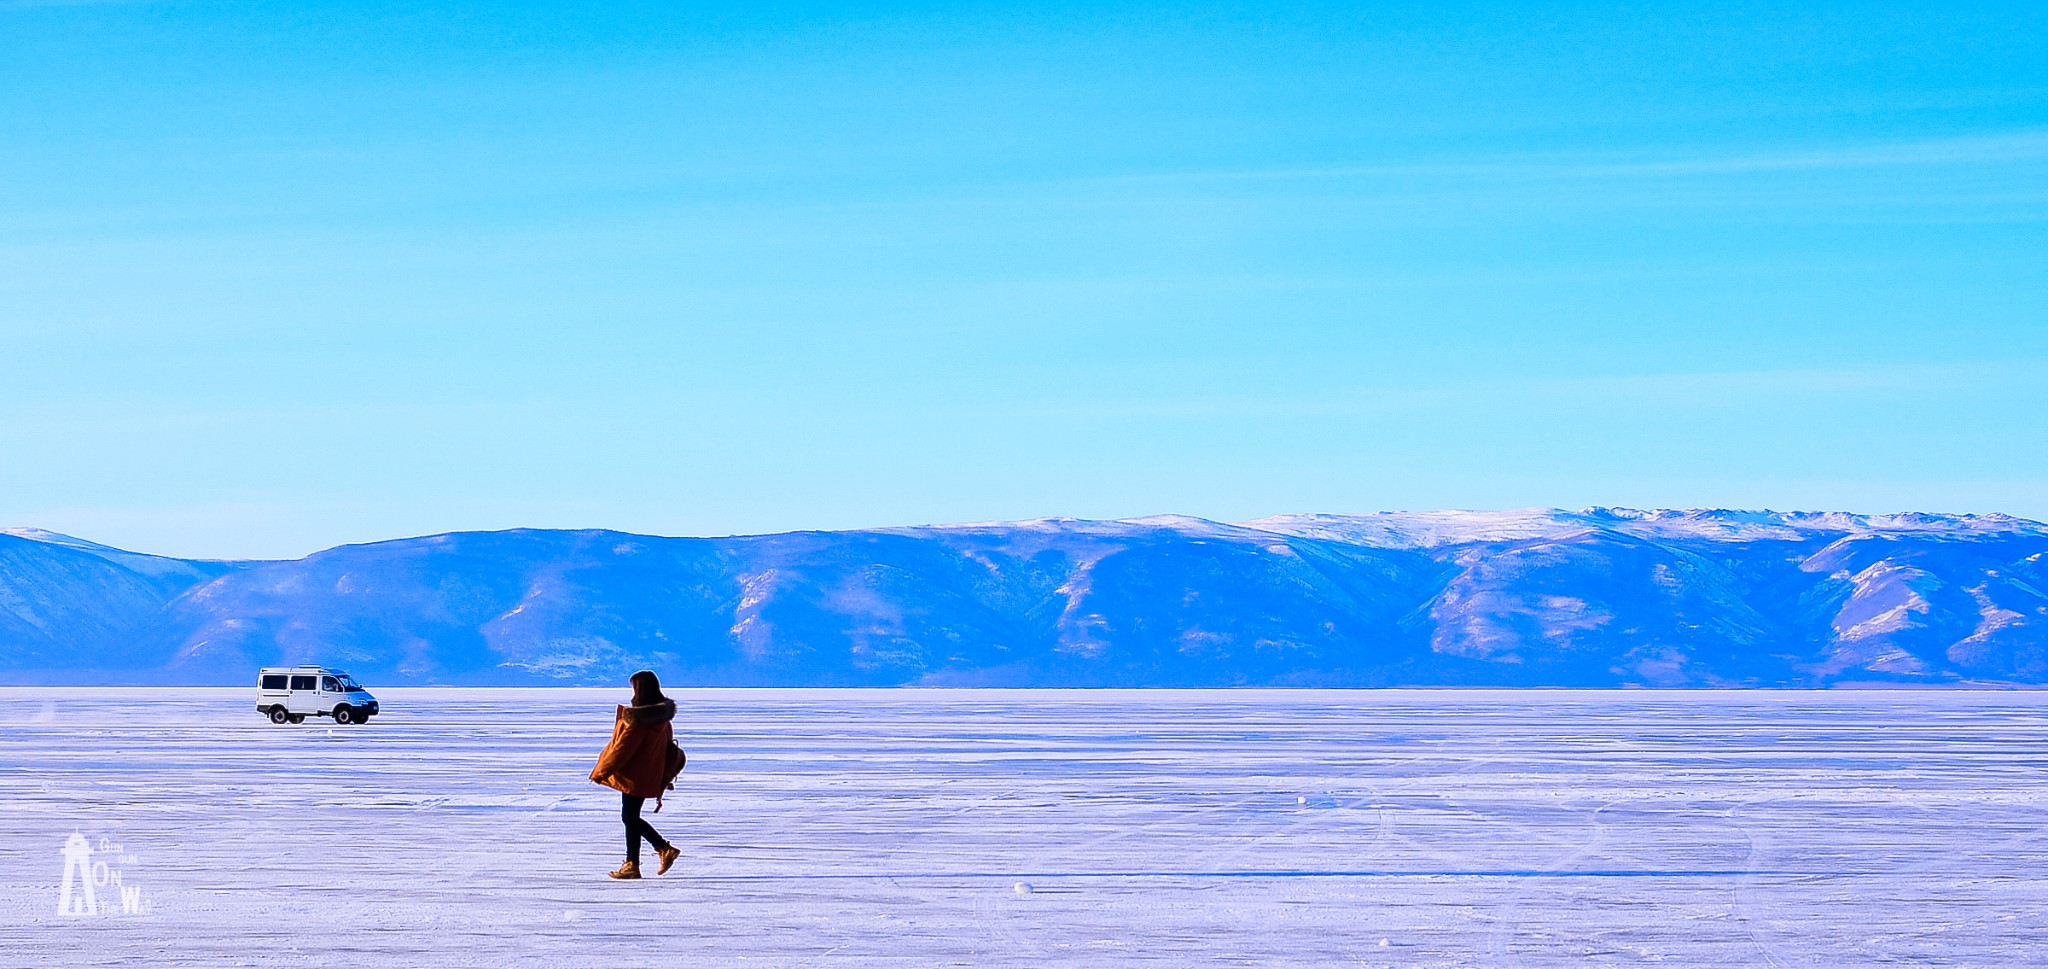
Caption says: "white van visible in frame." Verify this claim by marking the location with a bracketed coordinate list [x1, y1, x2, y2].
[255, 666, 380, 725]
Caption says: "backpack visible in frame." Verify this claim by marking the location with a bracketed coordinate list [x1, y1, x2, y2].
[653, 740, 686, 813]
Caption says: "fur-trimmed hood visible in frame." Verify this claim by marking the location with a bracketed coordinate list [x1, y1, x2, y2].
[621, 698, 675, 726]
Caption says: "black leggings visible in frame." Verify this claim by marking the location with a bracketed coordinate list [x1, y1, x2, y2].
[622, 794, 670, 862]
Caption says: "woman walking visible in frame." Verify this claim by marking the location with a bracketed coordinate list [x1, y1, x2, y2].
[590, 670, 682, 879]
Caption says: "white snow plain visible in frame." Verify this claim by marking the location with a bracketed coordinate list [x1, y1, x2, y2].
[3, 687, 2046, 967]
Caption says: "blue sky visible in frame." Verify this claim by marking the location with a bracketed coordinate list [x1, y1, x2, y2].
[3, 2, 2044, 559]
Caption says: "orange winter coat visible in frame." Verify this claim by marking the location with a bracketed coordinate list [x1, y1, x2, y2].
[590, 699, 675, 798]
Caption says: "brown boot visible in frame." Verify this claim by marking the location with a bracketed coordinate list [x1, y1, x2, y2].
[608, 859, 641, 880]
[656, 844, 681, 875]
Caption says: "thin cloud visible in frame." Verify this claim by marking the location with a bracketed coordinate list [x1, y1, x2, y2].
[1021, 359, 2048, 421]
[1094, 130, 2048, 187]
[1588, 131, 2048, 176]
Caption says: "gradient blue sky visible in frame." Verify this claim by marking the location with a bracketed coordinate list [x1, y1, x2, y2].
[4, 1, 2045, 559]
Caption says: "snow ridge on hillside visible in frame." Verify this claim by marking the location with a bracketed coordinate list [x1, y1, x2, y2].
[1238, 508, 2048, 548]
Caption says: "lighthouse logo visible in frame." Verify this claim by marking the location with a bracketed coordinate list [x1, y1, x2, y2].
[57, 831, 147, 917]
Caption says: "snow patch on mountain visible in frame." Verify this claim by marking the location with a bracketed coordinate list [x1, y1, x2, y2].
[1238, 509, 1581, 548]
[1242, 508, 2048, 549]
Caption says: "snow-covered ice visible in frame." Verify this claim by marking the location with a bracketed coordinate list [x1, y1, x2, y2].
[3, 687, 2046, 966]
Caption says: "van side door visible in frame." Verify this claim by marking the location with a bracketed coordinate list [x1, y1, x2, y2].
[288, 674, 318, 714]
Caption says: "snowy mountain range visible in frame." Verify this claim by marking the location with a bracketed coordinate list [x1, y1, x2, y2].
[4, 509, 2046, 687]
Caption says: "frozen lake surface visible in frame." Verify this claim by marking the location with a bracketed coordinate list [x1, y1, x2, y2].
[3, 688, 2046, 967]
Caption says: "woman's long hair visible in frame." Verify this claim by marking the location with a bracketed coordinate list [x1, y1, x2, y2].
[629, 669, 666, 707]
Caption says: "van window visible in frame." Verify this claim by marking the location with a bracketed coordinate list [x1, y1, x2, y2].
[290, 675, 316, 691]
[261, 675, 288, 690]
[321, 676, 340, 693]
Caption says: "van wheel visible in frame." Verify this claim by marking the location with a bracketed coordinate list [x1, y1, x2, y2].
[268, 707, 290, 724]
[334, 706, 356, 725]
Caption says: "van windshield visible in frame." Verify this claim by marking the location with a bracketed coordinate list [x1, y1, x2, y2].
[337, 675, 364, 692]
